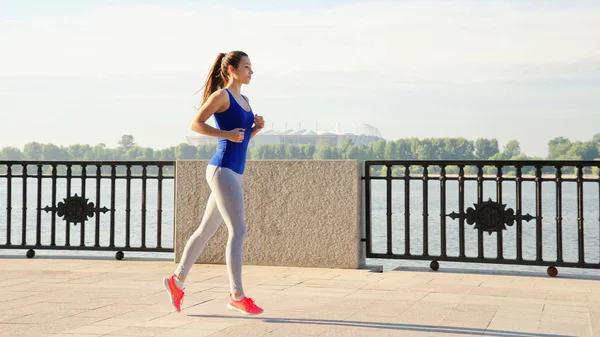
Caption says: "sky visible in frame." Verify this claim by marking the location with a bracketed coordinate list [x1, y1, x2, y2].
[1, 0, 599, 157]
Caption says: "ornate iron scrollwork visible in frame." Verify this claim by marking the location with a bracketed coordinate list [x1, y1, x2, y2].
[43, 194, 109, 224]
[448, 198, 536, 234]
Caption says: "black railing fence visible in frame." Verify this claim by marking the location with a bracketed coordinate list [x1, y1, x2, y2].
[0, 161, 175, 259]
[364, 160, 600, 276]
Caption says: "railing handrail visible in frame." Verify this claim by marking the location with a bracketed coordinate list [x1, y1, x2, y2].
[0, 160, 175, 166]
[365, 159, 600, 166]
[0, 160, 175, 259]
[363, 159, 600, 276]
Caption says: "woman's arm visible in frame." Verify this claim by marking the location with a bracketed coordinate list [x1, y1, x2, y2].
[250, 115, 264, 139]
[243, 96, 264, 140]
[191, 90, 244, 142]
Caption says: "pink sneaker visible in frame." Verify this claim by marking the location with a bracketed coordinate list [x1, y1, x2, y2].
[163, 275, 185, 313]
[227, 294, 263, 315]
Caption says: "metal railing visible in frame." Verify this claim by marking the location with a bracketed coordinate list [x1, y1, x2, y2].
[0, 161, 175, 259]
[363, 160, 600, 276]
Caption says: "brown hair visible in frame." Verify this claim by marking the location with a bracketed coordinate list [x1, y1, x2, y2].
[201, 51, 248, 104]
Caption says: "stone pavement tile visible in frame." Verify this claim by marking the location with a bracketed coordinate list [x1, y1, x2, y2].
[535, 284, 592, 294]
[420, 292, 466, 304]
[358, 280, 401, 291]
[299, 278, 370, 289]
[544, 291, 589, 303]
[359, 300, 414, 317]
[591, 314, 600, 336]
[0, 290, 44, 302]
[264, 328, 322, 337]
[253, 284, 290, 291]
[275, 285, 353, 298]
[346, 289, 428, 301]
[543, 303, 590, 312]
[397, 283, 439, 293]
[494, 296, 546, 308]
[479, 280, 534, 290]
[538, 323, 592, 337]
[486, 318, 539, 334]
[304, 306, 361, 321]
[429, 277, 483, 287]
[438, 319, 489, 330]
[153, 329, 217, 337]
[443, 303, 498, 323]
[105, 326, 171, 336]
[258, 277, 305, 287]
[504, 288, 547, 299]
[496, 302, 544, 313]
[9, 316, 103, 336]
[180, 300, 242, 318]
[0, 277, 36, 288]
[130, 316, 191, 329]
[17, 299, 113, 313]
[118, 299, 173, 313]
[181, 320, 236, 331]
[317, 269, 358, 279]
[0, 293, 48, 310]
[257, 294, 336, 312]
[432, 285, 477, 294]
[315, 326, 440, 337]
[9, 309, 82, 324]
[321, 298, 377, 310]
[43, 334, 103, 337]
[541, 308, 590, 319]
[314, 327, 380, 337]
[202, 322, 277, 337]
[543, 299, 589, 308]
[62, 324, 125, 335]
[332, 272, 385, 282]
[540, 314, 590, 326]
[90, 318, 156, 328]
[344, 313, 396, 324]
[110, 310, 170, 322]
[258, 320, 333, 336]
[461, 294, 508, 306]
[389, 302, 454, 326]
[0, 312, 29, 323]
[278, 272, 338, 281]
[492, 311, 541, 321]
[242, 287, 285, 298]
[73, 304, 144, 318]
[468, 287, 510, 297]
[0, 323, 33, 337]
[423, 320, 489, 337]
[496, 304, 545, 317]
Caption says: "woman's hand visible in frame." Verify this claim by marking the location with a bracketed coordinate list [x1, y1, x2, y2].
[227, 128, 245, 143]
[254, 115, 265, 130]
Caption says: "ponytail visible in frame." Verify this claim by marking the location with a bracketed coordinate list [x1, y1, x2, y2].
[202, 52, 226, 104]
[198, 51, 248, 105]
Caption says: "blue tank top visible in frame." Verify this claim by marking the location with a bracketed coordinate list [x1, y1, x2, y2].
[208, 88, 255, 174]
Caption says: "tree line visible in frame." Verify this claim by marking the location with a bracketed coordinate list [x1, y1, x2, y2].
[1, 134, 598, 176]
[1, 134, 599, 162]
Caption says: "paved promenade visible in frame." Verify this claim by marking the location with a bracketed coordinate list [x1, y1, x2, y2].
[0, 256, 598, 336]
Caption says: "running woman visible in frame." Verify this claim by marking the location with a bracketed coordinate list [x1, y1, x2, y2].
[163, 51, 264, 315]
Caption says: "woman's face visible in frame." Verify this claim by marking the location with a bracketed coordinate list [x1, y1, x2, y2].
[229, 56, 253, 85]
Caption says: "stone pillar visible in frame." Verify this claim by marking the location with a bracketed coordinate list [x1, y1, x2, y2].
[174, 160, 364, 268]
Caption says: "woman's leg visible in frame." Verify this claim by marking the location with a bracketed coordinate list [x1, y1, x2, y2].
[207, 167, 247, 296]
[173, 192, 223, 280]
[173, 164, 223, 281]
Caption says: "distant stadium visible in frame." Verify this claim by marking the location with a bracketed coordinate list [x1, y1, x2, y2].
[186, 122, 384, 148]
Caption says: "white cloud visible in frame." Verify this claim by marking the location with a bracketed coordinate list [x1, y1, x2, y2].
[1, 1, 599, 156]
[1, 1, 599, 82]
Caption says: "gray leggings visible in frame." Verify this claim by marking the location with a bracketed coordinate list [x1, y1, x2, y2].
[175, 164, 246, 294]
